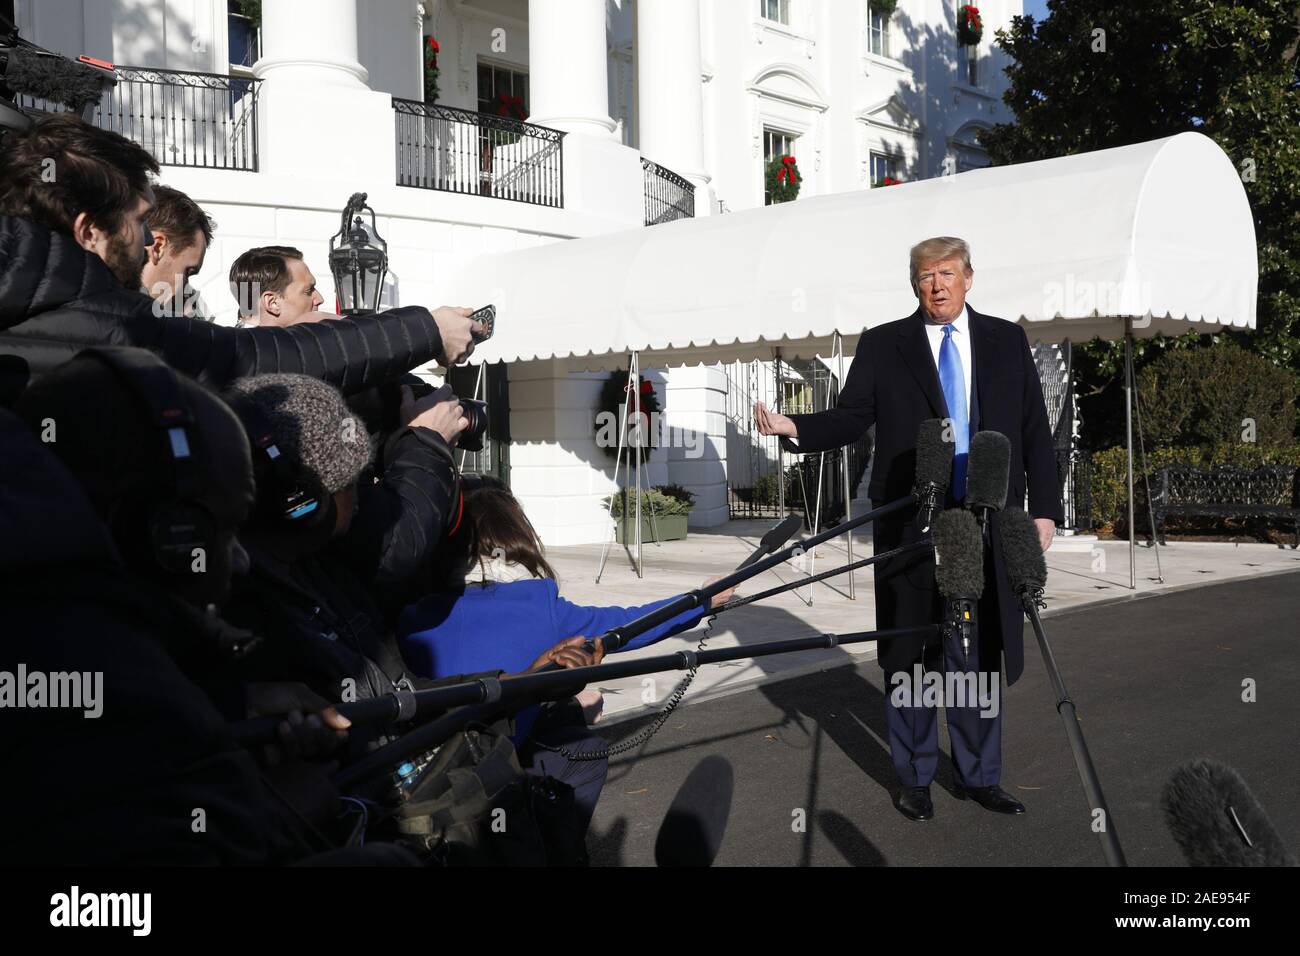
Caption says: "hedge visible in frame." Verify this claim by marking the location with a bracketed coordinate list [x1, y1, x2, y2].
[1086, 443, 1300, 533]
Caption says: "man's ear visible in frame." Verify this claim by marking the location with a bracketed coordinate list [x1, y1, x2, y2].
[963, 270, 974, 292]
[262, 289, 280, 318]
[70, 211, 106, 254]
[147, 231, 167, 264]
[145, 230, 166, 264]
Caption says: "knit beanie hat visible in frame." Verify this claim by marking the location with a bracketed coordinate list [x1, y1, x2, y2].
[226, 373, 371, 494]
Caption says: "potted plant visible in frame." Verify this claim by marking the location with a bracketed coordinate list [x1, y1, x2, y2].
[608, 485, 695, 543]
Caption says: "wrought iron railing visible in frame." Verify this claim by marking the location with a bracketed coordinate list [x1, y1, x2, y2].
[19, 66, 261, 171]
[641, 157, 695, 225]
[392, 98, 564, 208]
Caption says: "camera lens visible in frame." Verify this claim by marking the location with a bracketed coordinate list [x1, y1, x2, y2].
[458, 398, 489, 452]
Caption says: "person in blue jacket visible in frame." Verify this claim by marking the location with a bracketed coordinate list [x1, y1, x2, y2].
[397, 477, 734, 837]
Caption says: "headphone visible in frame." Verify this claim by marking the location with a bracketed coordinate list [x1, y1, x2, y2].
[78, 347, 219, 575]
[231, 397, 330, 529]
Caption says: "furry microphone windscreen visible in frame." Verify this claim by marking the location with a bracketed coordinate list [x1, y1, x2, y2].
[1000, 508, 1047, 600]
[914, 418, 953, 493]
[931, 508, 984, 599]
[966, 430, 1011, 512]
[4, 48, 109, 113]
[1161, 759, 1296, 867]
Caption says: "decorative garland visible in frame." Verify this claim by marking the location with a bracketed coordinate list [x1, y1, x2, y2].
[957, 5, 983, 46]
[423, 36, 440, 104]
[871, 0, 899, 19]
[765, 155, 801, 204]
[598, 370, 660, 464]
[874, 176, 902, 188]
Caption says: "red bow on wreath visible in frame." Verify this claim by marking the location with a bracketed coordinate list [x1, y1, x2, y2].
[961, 5, 981, 30]
[426, 36, 440, 54]
[777, 155, 799, 184]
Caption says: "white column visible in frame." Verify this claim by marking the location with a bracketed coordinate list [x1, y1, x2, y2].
[253, 0, 393, 180]
[527, 0, 617, 138]
[637, 0, 713, 209]
[255, 0, 368, 88]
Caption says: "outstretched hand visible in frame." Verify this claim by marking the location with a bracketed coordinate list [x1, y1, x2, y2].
[754, 401, 797, 439]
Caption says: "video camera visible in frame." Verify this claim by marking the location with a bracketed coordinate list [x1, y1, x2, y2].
[0, 15, 117, 136]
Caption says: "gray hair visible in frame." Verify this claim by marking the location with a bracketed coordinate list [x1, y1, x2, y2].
[909, 237, 973, 286]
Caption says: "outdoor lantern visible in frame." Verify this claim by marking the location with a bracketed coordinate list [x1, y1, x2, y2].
[328, 192, 388, 315]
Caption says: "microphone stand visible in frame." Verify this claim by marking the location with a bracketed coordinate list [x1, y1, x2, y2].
[1020, 588, 1127, 867]
[718, 538, 932, 612]
[597, 491, 919, 653]
[329, 624, 939, 791]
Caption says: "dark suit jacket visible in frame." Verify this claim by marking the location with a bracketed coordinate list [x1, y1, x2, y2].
[787, 304, 1063, 685]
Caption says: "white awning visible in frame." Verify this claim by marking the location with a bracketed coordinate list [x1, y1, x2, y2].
[448, 131, 1256, 370]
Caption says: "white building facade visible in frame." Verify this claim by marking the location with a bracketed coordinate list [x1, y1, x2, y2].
[15, 0, 1022, 546]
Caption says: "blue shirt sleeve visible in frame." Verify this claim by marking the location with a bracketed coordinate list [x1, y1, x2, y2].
[551, 592, 707, 653]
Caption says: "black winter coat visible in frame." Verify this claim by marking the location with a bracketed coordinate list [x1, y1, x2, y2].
[0, 408, 322, 865]
[788, 306, 1064, 685]
[0, 215, 444, 393]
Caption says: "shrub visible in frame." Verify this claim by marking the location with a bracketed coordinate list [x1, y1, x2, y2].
[606, 486, 694, 518]
[1136, 341, 1298, 450]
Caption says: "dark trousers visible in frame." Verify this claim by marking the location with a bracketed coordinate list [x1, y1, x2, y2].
[518, 699, 609, 834]
[884, 622, 1004, 790]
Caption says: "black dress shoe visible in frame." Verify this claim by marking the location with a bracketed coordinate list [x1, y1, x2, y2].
[953, 784, 1025, 814]
[894, 786, 933, 821]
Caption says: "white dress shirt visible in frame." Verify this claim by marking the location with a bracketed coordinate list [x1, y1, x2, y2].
[922, 305, 972, 417]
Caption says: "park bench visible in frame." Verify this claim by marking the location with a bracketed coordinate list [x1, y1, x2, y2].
[1149, 463, 1300, 547]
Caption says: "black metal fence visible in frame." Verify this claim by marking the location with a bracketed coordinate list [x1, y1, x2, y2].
[393, 98, 564, 208]
[641, 158, 695, 225]
[20, 66, 261, 171]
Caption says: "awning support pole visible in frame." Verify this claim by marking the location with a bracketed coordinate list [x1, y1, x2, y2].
[1124, 318, 1136, 590]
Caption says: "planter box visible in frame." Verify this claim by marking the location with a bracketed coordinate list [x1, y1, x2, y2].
[614, 512, 689, 544]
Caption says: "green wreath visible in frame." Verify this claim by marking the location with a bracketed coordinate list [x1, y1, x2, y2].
[957, 5, 983, 46]
[598, 369, 660, 464]
[766, 156, 801, 204]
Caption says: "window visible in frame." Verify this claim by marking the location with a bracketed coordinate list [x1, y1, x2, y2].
[964, 45, 979, 86]
[227, 6, 259, 68]
[870, 151, 899, 186]
[868, 3, 892, 58]
[764, 128, 798, 205]
[477, 62, 530, 117]
[759, 0, 790, 26]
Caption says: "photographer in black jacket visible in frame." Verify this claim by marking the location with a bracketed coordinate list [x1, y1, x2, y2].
[2, 350, 333, 864]
[0, 114, 482, 393]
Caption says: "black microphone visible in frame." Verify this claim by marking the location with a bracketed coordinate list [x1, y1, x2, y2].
[1162, 759, 1295, 867]
[1, 43, 115, 119]
[1000, 507, 1047, 611]
[654, 755, 734, 867]
[738, 513, 803, 571]
[964, 431, 1010, 531]
[931, 508, 984, 663]
[912, 418, 953, 533]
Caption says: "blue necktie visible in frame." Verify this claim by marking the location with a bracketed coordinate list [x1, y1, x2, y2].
[939, 323, 968, 500]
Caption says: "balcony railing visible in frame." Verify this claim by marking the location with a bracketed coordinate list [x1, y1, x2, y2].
[18, 66, 261, 171]
[642, 158, 695, 225]
[393, 98, 565, 208]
